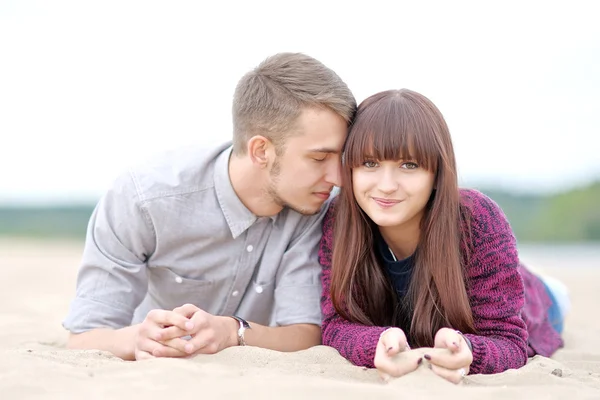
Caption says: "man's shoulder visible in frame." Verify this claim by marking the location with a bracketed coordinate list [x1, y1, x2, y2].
[128, 141, 232, 202]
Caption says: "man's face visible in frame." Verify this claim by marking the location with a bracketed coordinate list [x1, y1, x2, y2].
[267, 107, 347, 215]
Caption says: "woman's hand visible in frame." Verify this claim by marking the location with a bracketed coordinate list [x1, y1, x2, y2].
[423, 327, 473, 384]
[374, 328, 423, 381]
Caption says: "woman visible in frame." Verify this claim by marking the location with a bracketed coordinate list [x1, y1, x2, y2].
[318, 89, 568, 383]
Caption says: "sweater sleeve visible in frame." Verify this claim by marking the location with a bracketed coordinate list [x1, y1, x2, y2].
[460, 190, 529, 375]
[318, 202, 388, 368]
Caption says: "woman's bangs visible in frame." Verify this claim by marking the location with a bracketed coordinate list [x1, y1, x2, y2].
[344, 97, 438, 172]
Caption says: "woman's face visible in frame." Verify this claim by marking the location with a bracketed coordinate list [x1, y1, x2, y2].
[352, 158, 435, 231]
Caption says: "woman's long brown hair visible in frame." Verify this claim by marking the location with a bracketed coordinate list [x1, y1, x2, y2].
[330, 89, 475, 346]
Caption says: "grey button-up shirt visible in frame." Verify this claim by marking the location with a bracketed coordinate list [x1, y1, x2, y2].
[63, 142, 328, 333]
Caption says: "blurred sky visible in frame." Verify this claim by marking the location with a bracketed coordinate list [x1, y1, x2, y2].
[1, 0, 599, 205]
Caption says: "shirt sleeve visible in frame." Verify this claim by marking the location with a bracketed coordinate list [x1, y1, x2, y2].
[272, 200, 334, 327]
[62, 170, 156, 333]
[318, 202, 388, 367]
[461, 190, 529, 374]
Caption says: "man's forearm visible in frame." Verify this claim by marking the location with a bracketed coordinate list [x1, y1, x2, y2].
[66, 325, 140, 360]
[242, 322, 321, 352]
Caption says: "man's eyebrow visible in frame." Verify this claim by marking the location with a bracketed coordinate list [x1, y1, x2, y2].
[308, 148, 341, 154]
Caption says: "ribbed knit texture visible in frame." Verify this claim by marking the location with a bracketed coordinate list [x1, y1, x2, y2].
[319, 189, 563, 375]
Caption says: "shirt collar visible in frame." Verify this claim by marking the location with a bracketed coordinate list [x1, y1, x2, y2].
[214, 146, 258, 239]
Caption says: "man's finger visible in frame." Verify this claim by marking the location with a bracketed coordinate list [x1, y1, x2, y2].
[152, 343, 190, 358]
[146, 309, 194, 331]
[135, 350, 155, 361]
[136, 338, 188, 360]
[159, 336, 197, 354]
[157, 325, 189, 341]
[181, 325, 221, 355]
[173, 304, 201, 318]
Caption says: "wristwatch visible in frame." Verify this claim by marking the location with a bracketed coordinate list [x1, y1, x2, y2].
[231, 315, 251, 346]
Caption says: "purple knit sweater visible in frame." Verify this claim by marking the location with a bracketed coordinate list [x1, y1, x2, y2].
[318, 189, 564, 375]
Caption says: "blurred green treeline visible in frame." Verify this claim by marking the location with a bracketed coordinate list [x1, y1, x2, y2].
[1, 180, 599, 242]
[476, 180, 600, 242]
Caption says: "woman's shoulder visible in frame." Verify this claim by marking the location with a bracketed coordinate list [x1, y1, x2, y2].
[459, 189, 520, 275]
[459, 188, 514, 237]
[318, 196, 340, 267]
[323, 195, 340, 224]
[320, 195, 340, 241]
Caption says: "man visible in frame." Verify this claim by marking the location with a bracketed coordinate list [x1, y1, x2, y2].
[63, 52, 356, 360]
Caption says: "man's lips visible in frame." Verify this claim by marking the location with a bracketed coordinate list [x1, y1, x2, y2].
[314, 191, 331, 200]
[372, 197, 402, 207]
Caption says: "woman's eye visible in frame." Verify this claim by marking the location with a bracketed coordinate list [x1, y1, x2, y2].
[363, 160, 378, 168]
[402, 162, 419, 169]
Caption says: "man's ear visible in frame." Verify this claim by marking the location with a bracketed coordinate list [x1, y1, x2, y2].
[247, 135, 274, 168]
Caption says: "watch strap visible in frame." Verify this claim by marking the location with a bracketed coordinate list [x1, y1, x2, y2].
[231, 315, 251, 346]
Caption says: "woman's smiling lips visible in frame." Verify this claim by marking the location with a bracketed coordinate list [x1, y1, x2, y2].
[372, 197, 402, 208]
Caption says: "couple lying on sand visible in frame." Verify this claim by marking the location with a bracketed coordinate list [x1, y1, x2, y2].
[63, 53, 569, 384]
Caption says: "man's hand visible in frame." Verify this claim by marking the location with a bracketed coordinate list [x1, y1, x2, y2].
[134, 308, 196, 360]
[154, 304, 238, 356]
[423, 327, 473, 384]
[148, 303, 319, 357]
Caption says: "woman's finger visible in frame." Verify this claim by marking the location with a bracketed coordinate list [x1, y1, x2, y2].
[430, 363, 468, 384]
[379, 328, 409, 355]
[434, 327, 462, 352]
[375, 348, 423, 378]
[424, 345, 471, 370]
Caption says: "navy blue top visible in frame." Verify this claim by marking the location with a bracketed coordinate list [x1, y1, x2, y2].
[375, 231, 414, 298]
[375, 230, 415, 335]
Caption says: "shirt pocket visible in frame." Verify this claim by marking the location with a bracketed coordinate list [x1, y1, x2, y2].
[148, 267, 217, 311]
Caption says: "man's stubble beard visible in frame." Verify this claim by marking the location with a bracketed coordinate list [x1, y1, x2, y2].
[267, 157, 317, 216]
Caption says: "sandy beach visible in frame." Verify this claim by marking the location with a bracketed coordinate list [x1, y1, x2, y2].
[1, 238, 599, 399]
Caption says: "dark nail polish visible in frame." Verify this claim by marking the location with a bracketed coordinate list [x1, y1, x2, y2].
[424, 354, 431, 360]
[417, 357, 423, 365]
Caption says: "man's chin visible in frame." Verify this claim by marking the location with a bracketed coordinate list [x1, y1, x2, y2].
[287, 201, 322, 216]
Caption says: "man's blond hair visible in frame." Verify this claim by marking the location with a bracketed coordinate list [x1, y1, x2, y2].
[232, 53, 356, 155]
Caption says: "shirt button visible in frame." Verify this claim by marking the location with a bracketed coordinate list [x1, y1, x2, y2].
[175, 276, 183, 284]
[246, 245, 254, 252]
[255, 285, 263, 294]
[232, 290, 239, 297]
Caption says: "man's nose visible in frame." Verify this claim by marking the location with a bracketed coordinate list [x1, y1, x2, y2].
[325, 159, 342, 187]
